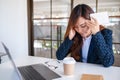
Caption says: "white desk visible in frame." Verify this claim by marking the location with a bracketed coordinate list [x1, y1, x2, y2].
[0, 56, 120, 80]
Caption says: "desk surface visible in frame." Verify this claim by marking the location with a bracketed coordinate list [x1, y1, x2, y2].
[0, 56, 120, 80]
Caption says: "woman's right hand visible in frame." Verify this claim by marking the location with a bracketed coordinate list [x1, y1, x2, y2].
[69, 28, 76, 40]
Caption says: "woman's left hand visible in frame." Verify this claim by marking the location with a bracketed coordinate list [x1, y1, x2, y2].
[86, 17, 100, 35]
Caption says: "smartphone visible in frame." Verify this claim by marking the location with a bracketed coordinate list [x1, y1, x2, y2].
[90, 12, 109, 25]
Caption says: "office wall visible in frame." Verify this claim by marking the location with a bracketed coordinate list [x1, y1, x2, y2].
[0, 0, 28, 58]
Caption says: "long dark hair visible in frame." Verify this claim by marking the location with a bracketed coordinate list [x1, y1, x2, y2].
[64, 4, 94, 61]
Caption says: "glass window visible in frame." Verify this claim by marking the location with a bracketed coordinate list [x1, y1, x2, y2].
[74, 0, 96, 12]
[33, 0, 71, 58]
[32, 0, 120, 59]
[33, 0, 50, 18]
[98, 0, 120, 54]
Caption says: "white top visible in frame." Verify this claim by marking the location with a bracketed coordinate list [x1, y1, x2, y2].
[82, 35, 92, 62]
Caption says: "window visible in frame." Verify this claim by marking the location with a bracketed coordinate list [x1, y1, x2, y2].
[33, 0, 71, 58]
[28, 0, 120, 59]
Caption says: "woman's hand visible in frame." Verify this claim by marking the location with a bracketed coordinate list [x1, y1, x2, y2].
[69, 28, 76, 40]
[86, 17, 100, 35]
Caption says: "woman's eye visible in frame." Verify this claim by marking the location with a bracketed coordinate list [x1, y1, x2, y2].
[80, 24, 86, 28]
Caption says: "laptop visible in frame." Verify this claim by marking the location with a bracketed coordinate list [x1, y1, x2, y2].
[1, 42, 61, 80]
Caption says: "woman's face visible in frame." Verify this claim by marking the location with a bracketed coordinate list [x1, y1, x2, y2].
[74, 17, 91, 38]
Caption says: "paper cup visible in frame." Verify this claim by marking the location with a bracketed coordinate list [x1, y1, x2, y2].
[63, 57, 76, 75]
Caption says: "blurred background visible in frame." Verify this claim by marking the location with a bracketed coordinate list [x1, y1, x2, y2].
[29, 0, 120, 66]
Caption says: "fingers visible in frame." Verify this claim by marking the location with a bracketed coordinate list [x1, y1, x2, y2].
[69, 28, 76, 40]
[86, 20, 96, 28]
[85, 18, 100, 35]
[86, 17, 99, 27]
[91, 17, 99, 24]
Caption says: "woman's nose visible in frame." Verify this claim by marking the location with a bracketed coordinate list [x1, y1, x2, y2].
[83, 26, 89, 32]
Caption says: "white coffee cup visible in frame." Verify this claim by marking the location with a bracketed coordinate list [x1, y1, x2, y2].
[63, 57, 76, 76]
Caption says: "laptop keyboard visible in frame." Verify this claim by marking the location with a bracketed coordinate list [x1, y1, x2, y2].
[18, 66, 46, 80]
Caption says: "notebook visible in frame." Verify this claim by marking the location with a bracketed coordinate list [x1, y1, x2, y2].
[81, 74, 104, 80]
[1, 42, 61, 80]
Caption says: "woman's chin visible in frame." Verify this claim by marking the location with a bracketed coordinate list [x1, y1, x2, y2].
[81, 35, 87, 38]
[82, 34, 89, 38]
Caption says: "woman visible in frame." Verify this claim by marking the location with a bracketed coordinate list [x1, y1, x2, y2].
[56, 4, 114, 67]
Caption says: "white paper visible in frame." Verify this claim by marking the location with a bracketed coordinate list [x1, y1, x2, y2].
[90, 12, 109, 25]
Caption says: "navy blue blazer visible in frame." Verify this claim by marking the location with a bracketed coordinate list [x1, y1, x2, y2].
[56, 28, 114, 67]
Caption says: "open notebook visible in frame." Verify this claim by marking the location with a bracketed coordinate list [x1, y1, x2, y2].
[2, 42, 61, 80]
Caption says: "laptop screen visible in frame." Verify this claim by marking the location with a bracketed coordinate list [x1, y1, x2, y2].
[2, 42, 23, 80]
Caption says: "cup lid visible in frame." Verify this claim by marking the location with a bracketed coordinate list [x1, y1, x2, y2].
[63, 57, 76, 64]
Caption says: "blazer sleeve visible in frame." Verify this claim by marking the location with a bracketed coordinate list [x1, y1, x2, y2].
[92, 29, 114, 67]
[56, 37, 73, 60]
